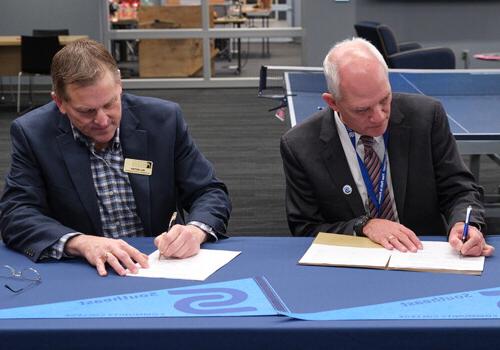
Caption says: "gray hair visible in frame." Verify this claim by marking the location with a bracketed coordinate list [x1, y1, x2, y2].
[322, 37, 388, 99]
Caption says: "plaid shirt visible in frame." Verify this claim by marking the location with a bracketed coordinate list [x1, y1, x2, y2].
[73, 127, 144, 238]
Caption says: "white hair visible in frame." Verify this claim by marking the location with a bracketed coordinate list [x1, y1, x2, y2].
[322, 37, 388, 99]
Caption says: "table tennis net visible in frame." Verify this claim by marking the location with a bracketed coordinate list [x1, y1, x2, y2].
[258, 65, 322, 99]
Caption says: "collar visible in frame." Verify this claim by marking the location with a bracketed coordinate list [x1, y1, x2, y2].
[334, 111, 384, 148]
[70, 124, 121, 152]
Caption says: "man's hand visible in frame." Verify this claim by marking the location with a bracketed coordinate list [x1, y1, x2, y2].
[449, 222, 495, 257]
[362, 218, 423, 252]
[65, 235, 149, 277]
[154, 224, 207, 259]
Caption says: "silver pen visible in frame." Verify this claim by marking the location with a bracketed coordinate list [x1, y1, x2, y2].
[159, 211, 177, 261]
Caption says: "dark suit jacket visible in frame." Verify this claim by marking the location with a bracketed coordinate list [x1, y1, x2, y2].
[0, 94, 231, 261]
[280, 93, 484, 237]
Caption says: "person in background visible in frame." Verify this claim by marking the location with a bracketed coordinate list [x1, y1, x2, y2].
[280, 37, 493, 257]
[0, 39, 231, 276]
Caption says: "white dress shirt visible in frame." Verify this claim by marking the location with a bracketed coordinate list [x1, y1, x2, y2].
[334, 112, 399, 223]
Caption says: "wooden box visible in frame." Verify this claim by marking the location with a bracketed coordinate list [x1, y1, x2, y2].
[138, 5, 216, 78]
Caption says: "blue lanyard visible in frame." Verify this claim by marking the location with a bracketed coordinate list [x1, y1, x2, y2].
[347, 127, 389, 217]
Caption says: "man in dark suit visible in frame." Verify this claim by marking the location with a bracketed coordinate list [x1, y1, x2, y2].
[0, 39, 231, 276]
[280, 37, 493, 257]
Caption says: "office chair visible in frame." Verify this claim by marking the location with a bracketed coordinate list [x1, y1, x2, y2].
[32, 29, 69, 36]
[354, 21, 456, 69]
[17, 35, 61, 114]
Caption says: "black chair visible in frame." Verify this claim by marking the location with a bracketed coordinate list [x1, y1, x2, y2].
[17, 35, 62, 114]
[354, 21, 455, 69]
[32, 29, 69, 36]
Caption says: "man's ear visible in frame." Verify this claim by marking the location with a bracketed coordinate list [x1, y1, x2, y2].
[51, 92, 66, 114]
[116, 69, 123, 91]
[322, 92, 338, 112]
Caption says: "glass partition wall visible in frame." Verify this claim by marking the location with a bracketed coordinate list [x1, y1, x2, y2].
[103, 0, 304, 88]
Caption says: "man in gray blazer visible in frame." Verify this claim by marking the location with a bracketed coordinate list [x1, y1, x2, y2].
[280, 37, 493, 257]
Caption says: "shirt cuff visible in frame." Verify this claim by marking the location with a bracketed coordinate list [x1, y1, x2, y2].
[187, 221, 218, 242]
[40, 232, 82, 260]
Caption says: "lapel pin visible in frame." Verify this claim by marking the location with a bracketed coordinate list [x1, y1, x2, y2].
[342, 185, 352, 195]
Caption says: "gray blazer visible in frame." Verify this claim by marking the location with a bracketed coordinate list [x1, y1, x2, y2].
[280, 93, 484, 237]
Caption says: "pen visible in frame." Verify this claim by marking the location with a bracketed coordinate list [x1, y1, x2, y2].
[159, 211, 177, 261]
[462, 205, 472, 243]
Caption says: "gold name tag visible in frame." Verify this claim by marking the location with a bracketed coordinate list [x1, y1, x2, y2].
[124, 158, 153, 176]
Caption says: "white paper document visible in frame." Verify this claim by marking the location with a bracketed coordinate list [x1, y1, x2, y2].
[299, 233, 485, 275]
[299, 244, 392, 269]
[127, 249, 241, 281]
[389, 241, 485, 273]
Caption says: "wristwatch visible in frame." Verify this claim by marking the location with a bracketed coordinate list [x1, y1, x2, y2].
[353, 214, 371, 236]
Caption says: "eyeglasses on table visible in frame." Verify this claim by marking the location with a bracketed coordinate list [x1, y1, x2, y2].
[0, 265, 42, 293]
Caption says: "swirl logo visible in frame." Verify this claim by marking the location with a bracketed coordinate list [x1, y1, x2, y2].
[169, 288, 258, 315]
[479, 290, 500, 308]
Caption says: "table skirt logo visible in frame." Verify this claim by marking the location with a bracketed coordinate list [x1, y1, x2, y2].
[169, 288, 257, 314]
[479, 290, 500, 308]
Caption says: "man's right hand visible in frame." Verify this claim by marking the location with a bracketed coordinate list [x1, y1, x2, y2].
[362, 218, 423, 253]
[65, 235, 149, 276]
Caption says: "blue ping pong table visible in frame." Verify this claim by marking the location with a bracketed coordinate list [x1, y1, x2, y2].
[285, 69, 500, 179]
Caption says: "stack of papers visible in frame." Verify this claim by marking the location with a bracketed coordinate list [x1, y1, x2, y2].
[299, 233, 485, 275]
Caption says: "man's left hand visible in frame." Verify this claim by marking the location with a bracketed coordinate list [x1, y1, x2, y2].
[154, 224, 208, 259]
[449, 222, 495, 257]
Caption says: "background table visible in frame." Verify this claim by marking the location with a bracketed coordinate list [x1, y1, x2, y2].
[0, 35, 87, 76]
[214, 16, 247, 74]
[1, 236, 500, 350]
[243, 7, 271, 58]
[474, 53, 500, 62]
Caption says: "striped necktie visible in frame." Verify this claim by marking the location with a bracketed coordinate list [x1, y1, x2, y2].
[360, 135, 395, 220]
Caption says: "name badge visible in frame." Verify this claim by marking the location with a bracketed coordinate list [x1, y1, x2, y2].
[124, 158, 153, 176]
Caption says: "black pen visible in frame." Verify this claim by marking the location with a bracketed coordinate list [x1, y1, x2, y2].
[159, 211, 177, 261]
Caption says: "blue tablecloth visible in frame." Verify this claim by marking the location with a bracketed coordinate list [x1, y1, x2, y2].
[1, 236, 499, 350]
